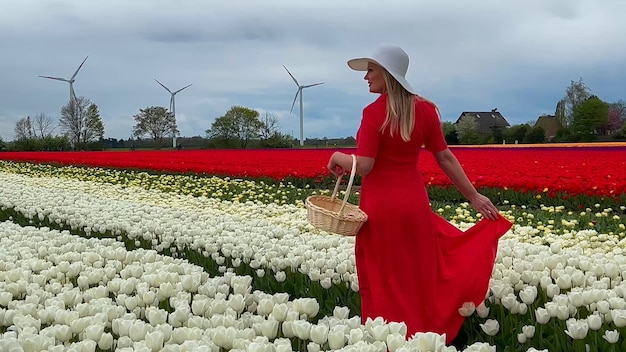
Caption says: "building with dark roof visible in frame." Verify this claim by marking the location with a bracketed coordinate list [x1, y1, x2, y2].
[534, 114, 561, 141]
[455, 108, 511, 134]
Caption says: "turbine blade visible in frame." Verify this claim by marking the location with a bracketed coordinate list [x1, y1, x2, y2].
[154, 79, 172, 93]
[283, 65, 299, 86]
[173, 83, 192, 94]
[302, 82, 324, 88]
[39, 75, 69, 82]
[70, 56, 88, 80]
[290, 88, 301, 114]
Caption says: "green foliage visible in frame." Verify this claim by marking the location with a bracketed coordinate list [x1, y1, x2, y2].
[86, 104, 105, 142]
[523, 126, 546, 143]
[0, 136, 5, 151]
[60, 96, 93, 147]
[571, 95, 609, 137]
[259, 132, 293, 148]
[442, 121, 459, 144]
[10, 136, 71, 151]
[133, 106, 178, 149]
[563, 77, 591, 127]
[455, 116, 481, 144]
[503, 124, 530, 144]
[206, 106, 264, 149]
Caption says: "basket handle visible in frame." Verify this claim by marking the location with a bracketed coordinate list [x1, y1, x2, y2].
[330, 154, 358, 216]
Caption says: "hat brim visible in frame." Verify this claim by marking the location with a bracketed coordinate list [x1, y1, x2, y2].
[347, 57, 372, 71]
[347, 57, 416, 95]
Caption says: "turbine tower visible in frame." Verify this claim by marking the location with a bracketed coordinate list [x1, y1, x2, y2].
[39, 56, 89, 105]
[154, 79, 192, 149]
[283, 65, 324, 147]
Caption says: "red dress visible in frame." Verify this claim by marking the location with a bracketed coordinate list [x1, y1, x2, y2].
[355, 94, 512, 343]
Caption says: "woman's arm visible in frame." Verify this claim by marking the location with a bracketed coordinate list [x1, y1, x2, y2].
[433, 148, 499, 220]
[328, 152, 375, 177]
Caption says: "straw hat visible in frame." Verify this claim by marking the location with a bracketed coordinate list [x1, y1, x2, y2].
[347, 44, 416, 95]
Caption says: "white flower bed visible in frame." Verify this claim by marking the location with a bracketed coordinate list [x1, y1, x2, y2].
[0, 221, 494, 351]
[2, 170, 626, 350]
[0, 172, 359, 291]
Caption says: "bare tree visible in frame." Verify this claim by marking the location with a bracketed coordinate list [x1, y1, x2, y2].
[59, 96, 104, 147]
[259, 112, 281, 140]
[563, 77, 591, 127]
[14, 116, 34, 140]
[32, 113, 56, 138]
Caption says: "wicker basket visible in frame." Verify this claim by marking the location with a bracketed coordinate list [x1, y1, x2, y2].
[305, 154, 368, 236]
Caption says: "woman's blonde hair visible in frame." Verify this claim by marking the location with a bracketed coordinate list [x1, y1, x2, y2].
[380, 69, 440, 141]
[380, 69, 415, 141]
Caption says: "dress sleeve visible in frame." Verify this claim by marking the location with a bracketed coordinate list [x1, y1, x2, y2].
[422, 102, 448, 153]
[356, 105, 381, 158]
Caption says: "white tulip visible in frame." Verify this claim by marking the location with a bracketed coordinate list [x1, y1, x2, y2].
[564, 318, 588, 340]
[281, 320, 295, 338]
[117, 335, 133, 349]
[292, 320, 311, 340]
[603, 329, 620, 344]
[84, 323, 104, 342]
[480, 319, 500, 336]
[229, 294, 245, 313]
[98, 332, 114, 350]
[458, 301, 476, 317]
[610, 309, 626, 327]
[327, 325, 345, 350]
[348, 327, 364, 344]
[407, 331, 447, 350]
[129, 321, 148, 342]
[387, 332, 406, 352]
[519, 286, 538, 305]
[463, 342, 496, 351]
[310, 323, 329, 345]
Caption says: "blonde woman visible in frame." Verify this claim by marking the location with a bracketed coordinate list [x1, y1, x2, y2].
[327, 45, 512, 345]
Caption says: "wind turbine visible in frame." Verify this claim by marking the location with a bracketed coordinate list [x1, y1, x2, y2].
[154, 79, 192, 149]
[283, 65, 324, 147]
[39, 56, 88, 105]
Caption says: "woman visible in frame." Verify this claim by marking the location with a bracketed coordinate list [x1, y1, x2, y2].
[327, 45, 512, 344]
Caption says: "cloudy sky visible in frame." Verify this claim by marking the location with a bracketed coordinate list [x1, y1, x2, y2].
[1, 0, 625, 143]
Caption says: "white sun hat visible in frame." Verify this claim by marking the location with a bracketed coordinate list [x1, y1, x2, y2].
[347, 44, 416, 95]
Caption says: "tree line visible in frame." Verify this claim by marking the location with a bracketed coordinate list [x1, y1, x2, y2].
[448, 78, 626, 145]
[2, 78, 624, 152]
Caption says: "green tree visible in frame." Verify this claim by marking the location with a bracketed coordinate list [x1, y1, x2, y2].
[133, 106, 178, 149]
[455, 116, 480, 144]
[206, 114, 237, 148]
[571, 95, 609, 138]
[442, 121, 458, 144]
[0, 136, 5, 151]
[563, 77, 591, 127]
[523, 126, 546, 143]
[59, 96, 104, 149]
[84, 104, 105, 144]
[207, 106, 263, 148]
[503, 124, 530, 144]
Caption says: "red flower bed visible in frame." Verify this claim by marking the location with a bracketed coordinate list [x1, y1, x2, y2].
[1, 146, 624, 197]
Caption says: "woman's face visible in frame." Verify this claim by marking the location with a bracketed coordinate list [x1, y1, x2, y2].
[364, 62, 386, 94]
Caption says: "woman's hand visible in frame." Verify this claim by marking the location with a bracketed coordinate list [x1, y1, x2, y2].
[469, 193, 499, 220]
[327, 152, 346, 177]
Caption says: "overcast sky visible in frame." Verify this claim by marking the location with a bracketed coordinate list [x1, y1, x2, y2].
[1, 0, 625, 142]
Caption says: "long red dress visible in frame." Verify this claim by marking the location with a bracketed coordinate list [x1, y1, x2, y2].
[355, 94, 512, 343]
